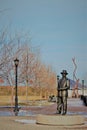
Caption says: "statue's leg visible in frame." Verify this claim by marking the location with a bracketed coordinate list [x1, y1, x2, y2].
[56, 96, 62, 114]
[62, 96, 67, 115]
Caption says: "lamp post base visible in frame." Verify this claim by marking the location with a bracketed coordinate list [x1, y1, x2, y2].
[14, 108, 20, 116]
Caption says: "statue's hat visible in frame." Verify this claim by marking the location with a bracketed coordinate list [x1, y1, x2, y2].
[61, 70, 68, 75]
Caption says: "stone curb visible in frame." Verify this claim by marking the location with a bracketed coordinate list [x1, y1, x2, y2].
[36, 114, 84, 126]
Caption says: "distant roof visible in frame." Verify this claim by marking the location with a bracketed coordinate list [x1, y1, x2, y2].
[70, 79, 82, 89]
[0, 78, 4, 83]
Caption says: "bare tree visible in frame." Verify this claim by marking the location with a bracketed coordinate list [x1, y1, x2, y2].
[0, 30, 32, 105]
[0, 29, 57, 103]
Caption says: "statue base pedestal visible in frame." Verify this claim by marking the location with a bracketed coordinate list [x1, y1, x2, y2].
[36, 114, 84, 126]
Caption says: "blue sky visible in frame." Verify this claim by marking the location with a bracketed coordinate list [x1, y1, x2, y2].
[0, 0, 87, 83]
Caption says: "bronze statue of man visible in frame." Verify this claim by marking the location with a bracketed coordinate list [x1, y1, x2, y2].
[57, 70, 70, 115]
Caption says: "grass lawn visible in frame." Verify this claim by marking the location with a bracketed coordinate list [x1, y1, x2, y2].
[0, 96, 49, 106]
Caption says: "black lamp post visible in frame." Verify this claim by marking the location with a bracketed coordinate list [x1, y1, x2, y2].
[57, 75, 59, 83]
[82, 80, 84, 96]
[56, 75, 59, 113]
[14, 58, 19, 116]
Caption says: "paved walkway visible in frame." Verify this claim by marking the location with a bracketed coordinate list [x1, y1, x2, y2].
[0, 98, 87, 130]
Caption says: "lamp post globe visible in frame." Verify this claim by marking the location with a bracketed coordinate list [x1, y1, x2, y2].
[14, 58, 19, 67]
[57, 75, 59, 81]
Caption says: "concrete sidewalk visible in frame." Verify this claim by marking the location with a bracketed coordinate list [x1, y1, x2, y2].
[0, 98, 87, 130]
[0, 116, 87, 130]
